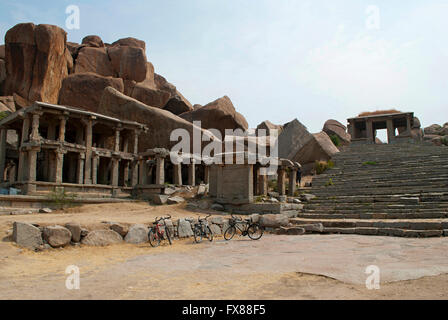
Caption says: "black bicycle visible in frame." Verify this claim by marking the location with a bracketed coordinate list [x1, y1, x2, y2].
[148, 215, 172, 247]
[224, 214, 263, 241]
[187, 214, 213, 243]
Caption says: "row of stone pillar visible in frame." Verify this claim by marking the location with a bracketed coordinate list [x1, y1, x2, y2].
[255, 167, 299, 197]
[137, 157, 209, 186]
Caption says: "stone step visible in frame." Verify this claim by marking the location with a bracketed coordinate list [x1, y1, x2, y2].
[306, 206, 448, 212]
[288, 218, 448, 237]
[312, 187, 448, 196]
[296, 212, 448, 219]
[290, 218, 448, 230]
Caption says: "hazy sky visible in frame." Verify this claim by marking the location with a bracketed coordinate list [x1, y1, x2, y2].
[1, 0, 447, 136]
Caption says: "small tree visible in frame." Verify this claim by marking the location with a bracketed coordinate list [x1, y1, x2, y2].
[330, 134, 341, 147]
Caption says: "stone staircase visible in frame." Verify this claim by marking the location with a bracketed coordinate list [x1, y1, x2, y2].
[292, 143, 448, 237]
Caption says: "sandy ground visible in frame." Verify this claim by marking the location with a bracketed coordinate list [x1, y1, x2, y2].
[0, 202, 448, 300]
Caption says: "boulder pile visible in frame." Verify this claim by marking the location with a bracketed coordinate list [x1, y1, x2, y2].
[0, 22, 248, 148]
[423, 123, 448, 146]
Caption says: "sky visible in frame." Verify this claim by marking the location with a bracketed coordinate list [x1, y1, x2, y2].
[1, 0, 447, 139]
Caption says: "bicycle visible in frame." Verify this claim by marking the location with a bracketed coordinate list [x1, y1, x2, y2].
[148, 215, 172, 247]
[187, 214, 213, 243]
[223, 214, 263, 241]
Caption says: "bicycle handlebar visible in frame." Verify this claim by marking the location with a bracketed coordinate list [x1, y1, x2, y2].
[154, 215, 172, 223]
[198, 214, 211, 221]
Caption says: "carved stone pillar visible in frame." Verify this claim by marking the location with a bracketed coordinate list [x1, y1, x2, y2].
[258, 172, 268, 196]
[130, 160, 139, 186]
[111, 157, 120, 187]
[386, 119, 395, 143]
[188, 160, 196, 186]
[277, 167, 286, 195]
[204, 165, 210, 184]
[0, 128, 6, 183]
[58, 116, 67, 142]
[155, 156, 165, 185]
[173, 163, 182, 185]
[91, 153, 99, 184]
[138, 158, 147, 185]
[83, 119, 94, 184]
[366, 120, 374, 143]
[54, 150, 65, 184]
[77, 153, 85, 184]
[17, 116, 30, 181]
[30, 113, 41, 141]
[288, 169, 297, 196]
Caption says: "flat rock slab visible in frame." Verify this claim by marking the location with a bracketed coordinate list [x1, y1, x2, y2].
[116, 234, 448, 285]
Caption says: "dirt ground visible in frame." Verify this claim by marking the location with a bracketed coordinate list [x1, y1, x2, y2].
[0, 202, 447, 300]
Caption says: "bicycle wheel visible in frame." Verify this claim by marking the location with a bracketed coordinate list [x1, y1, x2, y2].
[165, 227, 172, 245]
[148, 228, 161, 247]
[193, 226, 203, 243]
[247, 224, 263, 240]
[205, 226, 213, 242]
[224, 225, 236, 241]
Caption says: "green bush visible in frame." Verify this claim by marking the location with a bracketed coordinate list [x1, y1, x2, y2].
[0, 111, 9, 120]
[46, 188, 77, 209]
[362, 161, 378, 166]
[442, 138, 448, 146]
[268, 179, 278, 192]
[330, 134, 341, 147]
[325, 178, 334, 187]
[314, 160, 335, 175]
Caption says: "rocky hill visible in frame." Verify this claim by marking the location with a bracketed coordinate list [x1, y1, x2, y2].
[0, 22, 248, 150]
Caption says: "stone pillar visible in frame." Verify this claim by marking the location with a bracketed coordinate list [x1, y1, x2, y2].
[17, 116, 30, 181]
[277, 167, 286, 195]
[54, 150, 65, 184]
[258, 172, 268, 196]
[111, 157, 119, 186]
[114, 128, 121, 152]
[22, 115, 30, 143]
[84, 119, 93, 184]
[386, 119, 395, 143]
[77, 154, 85, 184]
[123, 161, 130, 186]
[173, 163, 182, 185]
[27, 149, 38, 182]
[130, 161, 139, 186]
[30, 113, 40, 141]
[91, 154, 98, 184]
[288, 169, 297, 196]
[0, 128, 6, 183]
[204, 165, 210, 184]
[23, 149, 38, 195]
[133, 130, 139, 154]
[188, 160, 196, 186]
[155, 156, 165, 185]
[406, 115, 412, 135]
[138, 158, 147, 185]
[58, 116, 67, 142]
[366, 120, 374, 143]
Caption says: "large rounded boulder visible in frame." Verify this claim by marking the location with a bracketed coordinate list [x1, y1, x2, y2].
[323, 119, 351, 146]
[58, 73, 124, 112]
[4, 23, 69, 105]
[179, 95, 248, 137]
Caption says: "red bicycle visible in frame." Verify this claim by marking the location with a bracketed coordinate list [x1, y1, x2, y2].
[148, 215, 172, 247]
